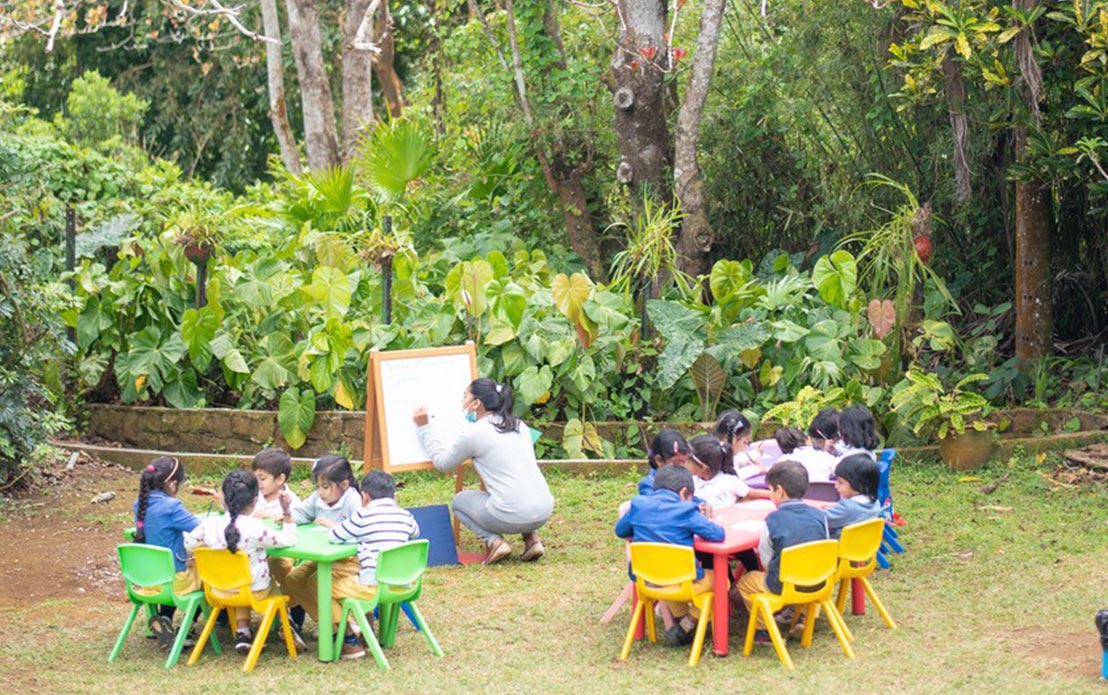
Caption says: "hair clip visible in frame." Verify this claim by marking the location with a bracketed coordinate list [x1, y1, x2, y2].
[495, 384, 503, 393]
[135, 521, 144, 528]
[146, 464, 155, 472]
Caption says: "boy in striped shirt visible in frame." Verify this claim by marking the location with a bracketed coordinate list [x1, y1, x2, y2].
[324, 470, 420, 658]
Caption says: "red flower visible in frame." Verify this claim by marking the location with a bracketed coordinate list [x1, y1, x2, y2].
[677, 0, 688, 8]
[672, 47, 687, 61]
[913, 234, 933, 264]
[630, 60, 641, 72]
[640, 45, 656, 60]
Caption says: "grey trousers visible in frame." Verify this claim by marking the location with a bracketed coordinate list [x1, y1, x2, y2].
[452, 490, 548, 544]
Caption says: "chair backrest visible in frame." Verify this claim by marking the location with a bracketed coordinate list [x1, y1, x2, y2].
[629, 542, 697, 587]
[877, 448, 896, 516]
[118, 543, 177, 603]
[777, 539, 839, 602]
[837, 518, 884, 565]
[376, 540, 429, 603]
[194, 547, 253, 603]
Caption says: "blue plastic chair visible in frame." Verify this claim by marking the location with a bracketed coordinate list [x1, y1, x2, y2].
[875, 449, 906, 569]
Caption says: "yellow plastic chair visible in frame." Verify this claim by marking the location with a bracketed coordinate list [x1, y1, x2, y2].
[742, 539, 855, 670]
[619, 542, 713, 667]
[835, 518, 897, 630]
[187, 548, 298, 672]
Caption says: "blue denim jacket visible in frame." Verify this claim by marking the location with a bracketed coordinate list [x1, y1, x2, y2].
[133, 491, 200, 571]
[615, 489, 725, 579]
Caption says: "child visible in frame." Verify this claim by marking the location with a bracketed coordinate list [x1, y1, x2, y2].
[281, 455, 363, 636]
[734, 461, 829, 637]
[637, 429, 690, 496]
[311, 471, 420, 659]
[824, 454, 881, 539]
[837, 405, 880, 461]
[685, 435, 772, 509]
[774, 426, 836, 482]
[184, 468, 297, 653]
[291, 455, 362, 527]
[132, 456, 200, 646]
[714, 409, 764, 477]
[615, 465, 725, 647]
[808, 408, 840, 454]
[251, 448, 301, 519]
[251, 448, 305, 631]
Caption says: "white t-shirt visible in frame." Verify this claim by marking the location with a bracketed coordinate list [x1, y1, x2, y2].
[184, 515, 297, 590]
[778, 446, 837, 482]
[254, 485, 301, 519]
[694, 473, 752, 509]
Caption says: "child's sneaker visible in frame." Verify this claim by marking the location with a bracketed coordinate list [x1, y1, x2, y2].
[753, 629, 772, 644]
[288, 623, 307, 651]
[147, 615, 175, 651]
[662, 623, 693, 647]
[234, 628, 254, 654]
[340, 633, 366, 660]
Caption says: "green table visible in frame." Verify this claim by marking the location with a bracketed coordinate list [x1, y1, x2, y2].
[268, 525, 356, 662]
[124, 522, 357, 662]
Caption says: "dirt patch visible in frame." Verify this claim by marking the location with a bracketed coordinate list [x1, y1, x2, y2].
[1007, 625, 1103, 680]
[0, 451, 135, 610]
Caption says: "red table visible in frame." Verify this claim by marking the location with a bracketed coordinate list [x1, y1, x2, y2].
[693, 499, 830, 657]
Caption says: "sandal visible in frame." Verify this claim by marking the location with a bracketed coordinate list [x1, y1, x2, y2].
[520, 540, 545, 562]
[148, 615, 176, 651]
[484, 539, 512, 565]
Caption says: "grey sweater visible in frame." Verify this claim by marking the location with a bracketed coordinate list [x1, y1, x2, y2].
[417, 416, 554, 524]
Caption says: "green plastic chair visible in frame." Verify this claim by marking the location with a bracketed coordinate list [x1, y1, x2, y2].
[110, 543, 220, 668]
[334, 540, 443, 669]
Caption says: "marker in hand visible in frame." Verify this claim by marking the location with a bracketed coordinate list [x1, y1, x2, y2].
[413, 405, 430, 427]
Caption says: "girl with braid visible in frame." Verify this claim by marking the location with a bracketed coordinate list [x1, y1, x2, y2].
[132, 456, 200, 647]
[184, 469, 297, 653]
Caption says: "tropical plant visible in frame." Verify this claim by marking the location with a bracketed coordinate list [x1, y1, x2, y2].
[889, 368, 992, 440]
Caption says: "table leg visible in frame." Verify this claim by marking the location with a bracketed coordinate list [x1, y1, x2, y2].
[851, 577, 866, 615]
[711, 552, 729, 656]
[317, 560, 335, 661]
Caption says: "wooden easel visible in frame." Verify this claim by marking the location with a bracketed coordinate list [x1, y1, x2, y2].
[362, 343, 478, 547]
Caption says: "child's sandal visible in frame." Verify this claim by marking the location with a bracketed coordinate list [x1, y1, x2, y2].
[148, 615, 175, 650]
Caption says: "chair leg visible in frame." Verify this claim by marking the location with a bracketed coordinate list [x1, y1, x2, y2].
[109, 603, 142, 663]
[352, 602, 390, 669]
[199, 603, 221, 654]
[187, 607, 221, 666]
[742, 602, 759, 657]
[380, 604, 399, 648]
[400, 603, 421, 631]
[860, 577, 897, 629]
[759, 599, 793, 670]
[244, 605, 278, 672]
[406, 602, 443, 657]
[835, 577, 850, 615]
[799, 603, 818, 648]
[821, 599, 856, 659]
[277, 603, 298, 659]
[643, 598, 657, 644]
[165, 599, 199, 669]
[600, 582, 634, 624]
[620, 600, 645, 660]
[687, 593, 712, 668]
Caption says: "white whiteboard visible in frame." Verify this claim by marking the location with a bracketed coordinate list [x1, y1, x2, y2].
[369, 346, 477, 471]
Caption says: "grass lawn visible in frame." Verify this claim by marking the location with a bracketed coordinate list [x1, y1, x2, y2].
[0, 451, 1106, 694]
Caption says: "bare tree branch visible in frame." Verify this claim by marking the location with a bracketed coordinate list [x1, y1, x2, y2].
[45, 0, 66, 52]
[352, 0, 382, 52]
[166, 0, 277, 43]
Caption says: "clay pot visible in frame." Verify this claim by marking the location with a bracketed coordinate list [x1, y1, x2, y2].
[939, 428, 995, 470]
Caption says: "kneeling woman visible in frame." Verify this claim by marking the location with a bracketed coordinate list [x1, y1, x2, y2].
[414, 378, 554, 564]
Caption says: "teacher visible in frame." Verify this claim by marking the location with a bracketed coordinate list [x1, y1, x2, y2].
[413, 378, 554, 565]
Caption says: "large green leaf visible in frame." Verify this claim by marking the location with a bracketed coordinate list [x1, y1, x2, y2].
[445, 259, 494, 315]
[278, 387, 317, 450]
[646, 300, 704, 342]
[709, 259, 752, 304]
[690, 352, 726, 421]
[657, 333, 704, 390]
[359, 119, 434, 201]
[811, 250, 857, 309]
[303, 266, 352, 318]
[163, 367, 204, 408]
[516, 365, 553, 406]
[486, 279, 527, 329]
[180, 306, 219, 370]
[551, 272, 591, 322]
[846, 338, 887, 370]
[76, 297, 113, 350]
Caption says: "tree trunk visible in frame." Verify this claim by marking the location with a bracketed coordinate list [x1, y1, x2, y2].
[611, 0, 671, 206]
[674, 0, 725, 278]
[942, 49, 971, 204]
[1013, 131, 1053, 360]
[372, 0, 405, 118]
[342, 0, 375, 159]
[260, 0, 302, 175]
[286, 0, 340, 170]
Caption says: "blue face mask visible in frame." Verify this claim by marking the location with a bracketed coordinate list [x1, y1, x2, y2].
[465, 409, 477, 423]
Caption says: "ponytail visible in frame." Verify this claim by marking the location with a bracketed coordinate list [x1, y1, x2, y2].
[719, 440, 736, 476]
[312, 455, 359, 494]
[690, 434, 734, 477]
[134, 456, 185, 543]
[468, 378, 521, 434]
[221, 469, 258, 554]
